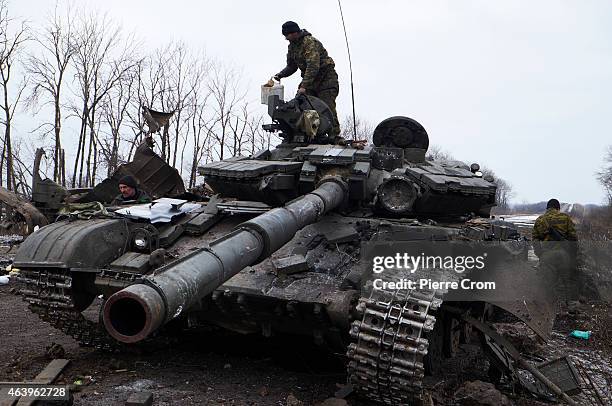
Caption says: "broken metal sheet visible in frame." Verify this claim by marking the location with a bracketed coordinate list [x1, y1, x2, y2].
[153, 197, 191, 209]
[535, 356, 582, 396]
[115, 199, 201, 223]
[85, 142, 186, 203]
[492, 300, 555, 340]
[143, 106, 174, 133]
[203, 195, 220, 215]
[457, 312, 580, 406]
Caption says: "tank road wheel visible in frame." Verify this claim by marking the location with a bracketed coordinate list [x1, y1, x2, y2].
[346, 285, 440, 405]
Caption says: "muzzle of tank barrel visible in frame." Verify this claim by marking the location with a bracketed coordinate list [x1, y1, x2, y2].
[102, 178, 347, 343]
[102, 284, 165, 344]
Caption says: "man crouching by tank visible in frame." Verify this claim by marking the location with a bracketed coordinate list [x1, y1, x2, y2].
[111, 175, 151, 206]
[532, 198, 580, 311]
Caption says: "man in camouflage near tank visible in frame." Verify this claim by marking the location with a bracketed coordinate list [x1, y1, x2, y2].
[532, 198, 577, 243]
[532, 198, 579, 305]
[274, 21, 342, 141]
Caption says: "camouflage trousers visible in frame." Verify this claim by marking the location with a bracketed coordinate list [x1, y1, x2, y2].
[538, 248, 579, 303]
[306, 67, 340, 137]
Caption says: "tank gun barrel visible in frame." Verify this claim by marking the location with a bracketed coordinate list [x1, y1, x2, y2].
[102, 178, 347, 343]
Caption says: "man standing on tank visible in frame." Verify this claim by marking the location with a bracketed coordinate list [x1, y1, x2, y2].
[273, 21, 341, 141]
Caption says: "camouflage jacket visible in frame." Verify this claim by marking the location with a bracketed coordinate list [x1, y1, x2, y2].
[110, 189, 151, 206]
[532, 208, 578, 241]
[276, 30, 335, 90]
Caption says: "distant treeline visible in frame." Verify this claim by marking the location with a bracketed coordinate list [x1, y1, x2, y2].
[497, 201, 602, 217]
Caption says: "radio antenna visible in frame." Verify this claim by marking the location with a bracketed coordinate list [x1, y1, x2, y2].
[337, 0, 357, 140]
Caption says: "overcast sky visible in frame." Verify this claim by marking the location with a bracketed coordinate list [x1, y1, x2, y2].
[10, 0, 612, 204]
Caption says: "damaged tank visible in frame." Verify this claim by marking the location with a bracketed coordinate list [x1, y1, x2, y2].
[12, 97, 554, 405]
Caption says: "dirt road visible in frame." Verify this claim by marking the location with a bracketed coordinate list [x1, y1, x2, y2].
[0, 282, 346, 405]
[2, 278, 611, 405]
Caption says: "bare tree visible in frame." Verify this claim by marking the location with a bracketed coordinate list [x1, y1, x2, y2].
[69, 10, 139, 187]
[426, 144, 454, 161]
[425, 147, 515, 209]
[206, 63, 246, 160]
[166, 42, 201, 168]
[99, 64, 138, 177]
[228, 103, 250, 157]
[340, 115, 374, 142]
[597, 146, 612, 206]
[11, 138, 34, 195]
[187, 99, 213, 188]
[245, 113, 269, 155]
[180, 52, 212, 186]
[481, 166, 515, 210]
[123, 59, 149, 160]
[25, 3, 75, 185]
[123, 45, 173, 161]
[0, 0, 28, 191]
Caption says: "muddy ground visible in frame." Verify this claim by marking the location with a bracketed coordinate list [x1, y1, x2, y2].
[0, 282, 347, 405]
[1, 279, 611, 406]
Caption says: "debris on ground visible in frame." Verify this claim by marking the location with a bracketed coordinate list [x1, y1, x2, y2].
[454, 380, 514, 406]
[286, 393, 304, 406]
[115, 379, 156, 392]
[45, 342, 66, 358]
[1, 278, 611, 405]
[493, 322, 541, 353]
[109, 358, 128, 371]
[73, 374, 95, 386]
[569, 330, 591, 340]
[315, 398, 348, 406]
[126, 391, 153, 406]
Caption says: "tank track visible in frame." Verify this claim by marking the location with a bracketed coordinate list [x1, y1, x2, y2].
[17, 268, 134, 350]
[347, 284, 441, 405]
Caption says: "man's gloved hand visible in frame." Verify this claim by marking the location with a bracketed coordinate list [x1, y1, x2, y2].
[273, 74, 281, 82]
